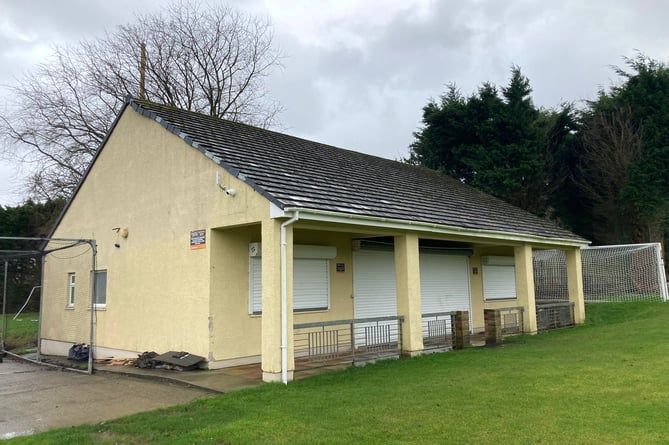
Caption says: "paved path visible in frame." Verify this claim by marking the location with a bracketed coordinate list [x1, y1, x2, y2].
[0, 359, 213, 439]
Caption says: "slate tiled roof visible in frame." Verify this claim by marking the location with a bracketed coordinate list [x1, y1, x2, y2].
[129, 98, 587, 243]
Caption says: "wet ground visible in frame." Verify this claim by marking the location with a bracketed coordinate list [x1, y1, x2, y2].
[0, 358, 216, 439]
[1, 342, 484, 439]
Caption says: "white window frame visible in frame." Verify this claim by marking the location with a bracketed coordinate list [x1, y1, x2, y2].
[92, 269, 108, 308]
[482, 256, 517, 301]
[67, 272, 75, 307]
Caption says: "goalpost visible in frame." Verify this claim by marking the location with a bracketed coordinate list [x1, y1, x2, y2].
[533, 243, 669, 303]
[0, 236, 97, 374]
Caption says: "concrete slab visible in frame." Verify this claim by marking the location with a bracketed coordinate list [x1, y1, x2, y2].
[0, 358, 214, 439]
[37, 354, 264, 394]
[96, 362, 263, 393]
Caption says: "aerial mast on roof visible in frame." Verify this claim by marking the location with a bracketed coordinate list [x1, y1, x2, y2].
[139, 42, 147, 100]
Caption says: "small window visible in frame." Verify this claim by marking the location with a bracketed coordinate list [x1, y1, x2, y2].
[249, 258, 330, 314]
[293, 259, 330, 311]
[482, 256, 517, 300]
[67, 273, 75, 307]
[248, 257, 262, 314]
[92, 270, 107, 308]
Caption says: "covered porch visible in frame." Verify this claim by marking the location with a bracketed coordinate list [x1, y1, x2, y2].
[212, 207, 587, 383]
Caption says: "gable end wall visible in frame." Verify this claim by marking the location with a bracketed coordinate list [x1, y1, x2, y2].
[41, 108, 270, 358]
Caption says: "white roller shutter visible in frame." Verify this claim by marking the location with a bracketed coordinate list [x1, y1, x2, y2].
[482, 256, 517, 300]
[353, 249, 397, 319]
[353, 249, 398, 346]
[293, 258, 329, 311]
[420, 253, 471, 314]
[248, 246, 332, 314]
[249, 257, 262, 314]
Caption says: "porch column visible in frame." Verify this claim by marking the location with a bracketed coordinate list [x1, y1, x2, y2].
[394, 233, 423, 356]
[260, 218, 295, 382]
[514, 244, 538, 334]
[565, 247, 586, 325]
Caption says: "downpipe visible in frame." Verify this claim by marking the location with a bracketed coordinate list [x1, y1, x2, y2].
[280, 211, 299, 384]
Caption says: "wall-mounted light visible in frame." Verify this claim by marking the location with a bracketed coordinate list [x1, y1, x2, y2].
[113, 227, 129, 248]
[216, 171, 237, 197]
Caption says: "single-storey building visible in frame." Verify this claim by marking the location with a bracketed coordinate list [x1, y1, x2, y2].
[41, 97, 589, 382]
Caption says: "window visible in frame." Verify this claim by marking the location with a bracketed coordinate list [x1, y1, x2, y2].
[482, 256, 517, 300]
[92, 270, 107, 308]
[67, 273, 75, 307]
[248, 245, 334, 314]
[249, 257, 262, 314]
[293, 259, 330, 311]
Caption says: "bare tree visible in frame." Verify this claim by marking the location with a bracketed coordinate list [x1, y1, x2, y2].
[577, 106, 642, 243]
[0, 1, 283, 200]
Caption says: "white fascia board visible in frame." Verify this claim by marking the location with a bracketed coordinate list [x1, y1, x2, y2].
[273, 207, 590, 248]
[270, 202, 287, 219]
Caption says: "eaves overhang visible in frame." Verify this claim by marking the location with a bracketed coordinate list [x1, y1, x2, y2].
[271, 204, 590, 248]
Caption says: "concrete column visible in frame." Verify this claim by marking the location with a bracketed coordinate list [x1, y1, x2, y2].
[260, 218, 294, 382]
[566, 247, 586, 325]
[394, 233, 424, 356]
[514, 244, 538, 334]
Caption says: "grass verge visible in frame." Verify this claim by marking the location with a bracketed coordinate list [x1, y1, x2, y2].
[2, 312, 38, 352]
[8, 302, 669, 444]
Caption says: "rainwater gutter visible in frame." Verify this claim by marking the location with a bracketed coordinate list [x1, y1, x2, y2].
[280, 211, 300, 384]
[279, 207, 590, 248]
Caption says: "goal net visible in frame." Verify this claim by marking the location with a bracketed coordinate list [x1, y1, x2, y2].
[1, 236, 96, 374]
[533, 243, 668, 303]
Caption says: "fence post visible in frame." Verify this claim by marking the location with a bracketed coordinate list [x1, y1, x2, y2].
[350, 322, 355, 363]
[452, 311, 470, 350]
[484, 309, 502, 346]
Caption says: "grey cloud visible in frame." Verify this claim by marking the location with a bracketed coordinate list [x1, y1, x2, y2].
[2, 0, 157, 38]
[1, 0, 669, 205]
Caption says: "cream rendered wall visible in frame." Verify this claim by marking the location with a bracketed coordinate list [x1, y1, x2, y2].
[292, 230, 355, 324]
[42, 107, 270, 359]
[208, 225, 262, 366]
[469, 246, 518, 332]
[394, 233, 424, 355]
[206, 227, 356, 368]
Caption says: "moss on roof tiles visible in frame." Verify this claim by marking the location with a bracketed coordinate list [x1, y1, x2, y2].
[130, 98, 587, 243]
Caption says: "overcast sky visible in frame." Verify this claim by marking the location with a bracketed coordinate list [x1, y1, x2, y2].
[1, 0, 667, 207]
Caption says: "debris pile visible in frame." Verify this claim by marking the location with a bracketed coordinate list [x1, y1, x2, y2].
[146, 351, 205, 371]
[75, 339, 205, 371]
[93, 350, 205, 371]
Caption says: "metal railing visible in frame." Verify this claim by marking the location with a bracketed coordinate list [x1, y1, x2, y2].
[498, 306, 525, 335]
[421, 311, 456, 351]
[293, 315, 404, 371]
[536, 302, 575, 332]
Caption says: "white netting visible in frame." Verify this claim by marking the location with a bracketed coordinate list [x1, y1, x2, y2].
[533, 243, 668, 303]
[533, 249, 568, 303]
[1, 237, 96, 373]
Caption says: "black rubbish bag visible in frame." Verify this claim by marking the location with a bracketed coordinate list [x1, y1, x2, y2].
[136, 351, 158, 369]
[68, 343, 90, 361]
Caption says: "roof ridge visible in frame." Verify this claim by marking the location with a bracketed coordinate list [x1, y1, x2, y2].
[128, 97, 416, 166]
[126, 97, 588, 244]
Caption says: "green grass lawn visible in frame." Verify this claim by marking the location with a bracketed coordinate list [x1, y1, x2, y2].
[2, 312, 39, 352]
[9, 302, 669, 444]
